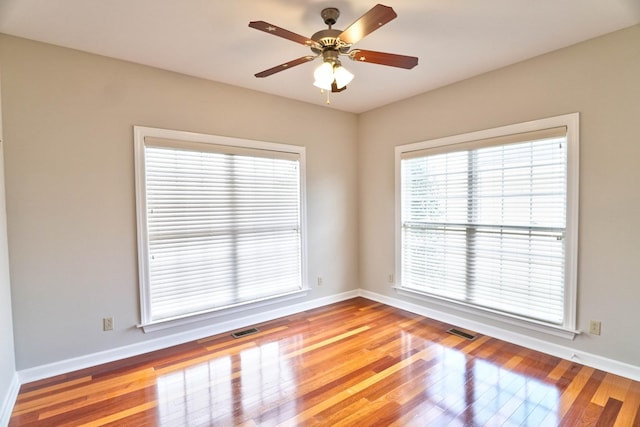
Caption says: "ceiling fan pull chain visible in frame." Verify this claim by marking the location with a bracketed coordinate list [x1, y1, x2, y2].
[318, 88, 331, 105]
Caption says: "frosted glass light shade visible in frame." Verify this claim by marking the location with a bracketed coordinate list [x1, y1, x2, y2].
[333, 65, 354, 89]
[313, 62, 334, 90]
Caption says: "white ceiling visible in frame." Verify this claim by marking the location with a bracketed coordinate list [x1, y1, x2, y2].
[1, 0, 639, 113]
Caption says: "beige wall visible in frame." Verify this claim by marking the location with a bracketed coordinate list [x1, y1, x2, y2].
[358, 25, 640, 366]
[0, 34, 359, 369]
[0, 63, 17, 419]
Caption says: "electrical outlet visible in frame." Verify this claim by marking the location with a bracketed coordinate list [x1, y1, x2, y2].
[103, 317, 114, 331]
[388, 273, 394, 284]
[317, 276, 323, 286]
[589, 320, 601, 335]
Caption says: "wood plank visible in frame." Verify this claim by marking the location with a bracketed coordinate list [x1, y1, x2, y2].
[614, 380, 640, 427]
[595, 398, 624, 427]
[592, 373, 632, 406]
[74, 401, 157, 427]
[16, 377, 93, 402]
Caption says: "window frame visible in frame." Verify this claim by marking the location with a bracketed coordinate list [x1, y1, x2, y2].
[134, 126, 308, 332]
[394, 113, 579, 339]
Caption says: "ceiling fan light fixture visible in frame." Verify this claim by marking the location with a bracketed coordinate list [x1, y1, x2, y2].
[313, 60, 353, 91]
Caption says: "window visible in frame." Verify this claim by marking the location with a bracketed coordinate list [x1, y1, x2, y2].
[395, 114, 579, 337]
[134, 127, 307, 329]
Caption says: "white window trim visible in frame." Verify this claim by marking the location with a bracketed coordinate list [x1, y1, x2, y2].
[394, 113, 580, 339]
[134, 126, 309, 332]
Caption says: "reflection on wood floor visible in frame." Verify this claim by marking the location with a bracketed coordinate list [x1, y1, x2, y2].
[9, 298, 640, 426]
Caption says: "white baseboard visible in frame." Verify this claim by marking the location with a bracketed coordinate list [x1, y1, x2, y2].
[359, 289, 640, 382]
[0, 372, 19, 427]
[16, 288, 640, 387]
[18, 290, 359, 384]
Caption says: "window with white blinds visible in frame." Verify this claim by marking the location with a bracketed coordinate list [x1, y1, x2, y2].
[134, 127, 306, 327]
[396, 114, 579, 334]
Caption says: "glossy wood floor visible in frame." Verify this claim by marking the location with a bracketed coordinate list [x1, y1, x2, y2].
[9, 298, 640, 426]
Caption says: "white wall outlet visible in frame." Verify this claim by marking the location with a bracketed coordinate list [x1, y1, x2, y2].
[103, 317, 114, 331]
[388, 273, 394, 284]
[317, 276, 323, 286]
[589, 320, 601, 335]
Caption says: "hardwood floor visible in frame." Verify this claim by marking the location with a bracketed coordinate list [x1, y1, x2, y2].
[9, 298, 640, 426]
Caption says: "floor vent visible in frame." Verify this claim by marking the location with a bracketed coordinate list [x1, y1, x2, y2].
[231, 327, 260, 339]
[447, 328, 477, 341]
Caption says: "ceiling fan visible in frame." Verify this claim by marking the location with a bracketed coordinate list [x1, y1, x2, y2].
[249, 4, 418, 94]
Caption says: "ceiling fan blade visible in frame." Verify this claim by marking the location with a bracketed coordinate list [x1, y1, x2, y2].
[348, 49, 418, 69]
[337, 4, 397, 45]
[249, 21, 318, 48]
[255, 56, 317, 78]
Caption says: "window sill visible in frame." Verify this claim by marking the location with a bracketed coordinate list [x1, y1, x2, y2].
[138, 288, 310, 333]
[394, 286, 580, 340]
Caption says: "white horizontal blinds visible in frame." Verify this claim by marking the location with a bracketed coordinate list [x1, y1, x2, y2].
[144, 142, 302, 322]
[401, 129, 568, 324]
[402, 151, 470, 301]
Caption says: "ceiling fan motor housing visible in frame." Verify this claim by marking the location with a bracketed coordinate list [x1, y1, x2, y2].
[310, 29, 350, 55]
[311, 8, 351, 56]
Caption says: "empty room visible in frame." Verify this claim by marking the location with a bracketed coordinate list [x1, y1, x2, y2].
[1, 1, 639, 425]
